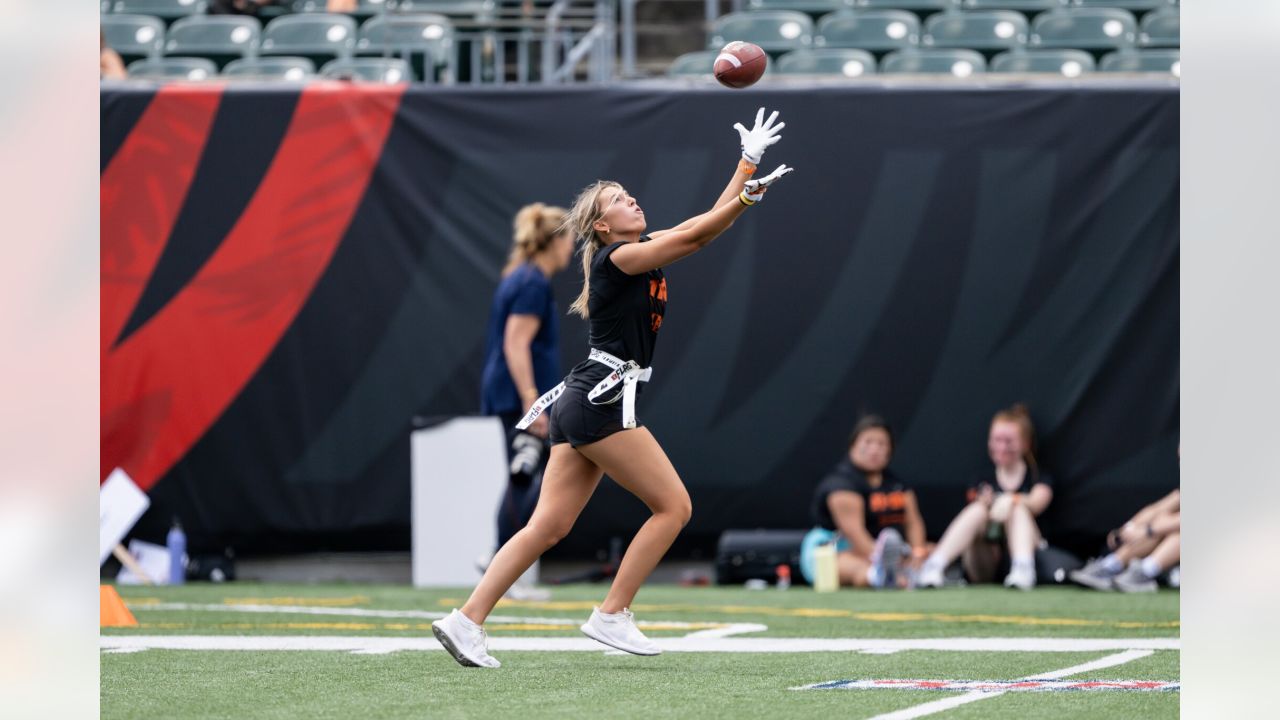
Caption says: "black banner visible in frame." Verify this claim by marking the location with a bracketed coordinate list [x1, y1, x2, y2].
[102, 84, 1179, 560]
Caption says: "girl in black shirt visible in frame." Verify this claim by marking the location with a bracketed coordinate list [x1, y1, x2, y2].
[433, 108, 794, 668]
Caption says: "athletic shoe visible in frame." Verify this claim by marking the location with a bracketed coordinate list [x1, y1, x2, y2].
[1113, 564, 1158, 593]
[1068, 558, 1118, 591]
[580, 607, 661, 656]
[1163, 565, 1180, 589]
[916, 562, 946, 589]
[868, 528, 907, 589]
[475, 550, 494, 575]
[432, 609, 501, 668]
[1003, 564, 1036, 591]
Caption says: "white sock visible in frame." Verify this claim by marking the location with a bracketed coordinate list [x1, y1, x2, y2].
[1011, 555, 1034, 573]
[456, 609, 481, 628]
[1099, 553, 1124, 575]
[1140, 557, 1163, 579]
[922, 555, 946, 574]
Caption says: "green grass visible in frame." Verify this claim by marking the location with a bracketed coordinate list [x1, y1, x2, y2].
[101, 583, 1179, 719]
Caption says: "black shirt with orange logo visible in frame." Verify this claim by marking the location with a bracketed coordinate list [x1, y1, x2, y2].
[811, 458, 912, 536]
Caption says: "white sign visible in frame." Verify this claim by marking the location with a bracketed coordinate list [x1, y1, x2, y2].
[116, 539, 171, 585]
[99, 468, 150, 565]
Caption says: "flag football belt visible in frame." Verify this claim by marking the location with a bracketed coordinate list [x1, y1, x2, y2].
[515, 348, 653, 431]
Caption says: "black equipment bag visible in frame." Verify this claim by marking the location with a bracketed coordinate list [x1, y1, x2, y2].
[714, 529, 809, 586]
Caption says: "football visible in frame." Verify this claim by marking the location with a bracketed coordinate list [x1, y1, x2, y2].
[714, 41, 767, 89]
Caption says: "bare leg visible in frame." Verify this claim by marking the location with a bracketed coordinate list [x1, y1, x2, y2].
[576, 427, 692, 614]
[460, 444, 602, 624]
[1114, 534, 1161, 564]
[930, 502, 990, 569]
[837, 551, 873, 587]
[1146, 532, 1180, 572]
[1005, 503, 1041, 560]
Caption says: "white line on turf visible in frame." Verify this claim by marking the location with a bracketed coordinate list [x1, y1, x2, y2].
[858, 649, 1155, 720]
[99, 636, 1178, 655]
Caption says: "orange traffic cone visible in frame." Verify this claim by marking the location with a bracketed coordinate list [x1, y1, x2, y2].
[100, 585, 137, 627]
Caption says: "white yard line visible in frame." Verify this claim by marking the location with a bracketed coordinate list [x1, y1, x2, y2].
[860, 649, 1155, 720]
[100, 635, 1178, 655]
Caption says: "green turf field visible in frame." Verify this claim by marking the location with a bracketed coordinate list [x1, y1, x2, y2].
[101, 583, 1179, 719]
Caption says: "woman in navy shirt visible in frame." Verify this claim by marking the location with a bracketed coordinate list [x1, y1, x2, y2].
[479, 203, 574, 551]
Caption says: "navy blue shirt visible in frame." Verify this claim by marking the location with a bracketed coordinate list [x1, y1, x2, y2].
[480, 263, 561, 417]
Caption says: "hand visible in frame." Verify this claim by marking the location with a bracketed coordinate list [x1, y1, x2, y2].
[526, 412, 549, 439]
[1118, 522, 1148, 546]
[989, 493, 1014, 523]
[976, 484, 995, 508]
[734, 107, 785, 165]
[741, 164, 794, 202]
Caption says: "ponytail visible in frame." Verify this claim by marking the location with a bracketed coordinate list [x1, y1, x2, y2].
[563, 180, 622, 319]
[503, 203, 567, 277]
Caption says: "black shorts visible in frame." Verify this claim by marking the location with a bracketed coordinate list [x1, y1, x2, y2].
[547, 384, 643, 448]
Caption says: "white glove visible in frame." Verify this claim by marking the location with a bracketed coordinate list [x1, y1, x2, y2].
[741, 164, 794, 203]
[733, 107, 785, 165]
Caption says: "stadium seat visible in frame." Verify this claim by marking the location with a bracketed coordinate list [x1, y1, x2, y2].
[126, 57, 219, 81]
[881, 48, 986, 75]
[957, 0, 1060, 12]
[356, 13, 453, 67]
[990, 48, 1094, 75]
[104, 0, 209, 19]
[320, 57, 416, 82]
[852, 0, 955, 10]
[259, 14, 357, 63]
[1139, 7, 1178, 48]
[923, 10, 1028, 50]
[1099, 48, 1178, 76]
[775, 48, 876, 77]
[666, 51, 719, 77]
[815, 10, 919, 52]
[164, 16, 261, 67]
[708, 11, 815, 53]
[1030, 8, 1137, 50]
[223, 56, 317, 80]
[747, 0, 851, 14]
[101, 14, 165, 63]
[1065, 0, 1170, 10]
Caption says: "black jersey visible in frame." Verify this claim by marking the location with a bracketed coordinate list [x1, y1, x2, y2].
[564, 237, 667, 396]
[966, 467, 1053, 503]
[810, 458, 912, 536]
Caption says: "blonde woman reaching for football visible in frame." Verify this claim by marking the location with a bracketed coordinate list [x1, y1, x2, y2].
[432, 108, 794, 668]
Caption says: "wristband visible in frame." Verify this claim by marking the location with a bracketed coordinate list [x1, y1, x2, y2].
[738, 191, 756, 206]
[738, 158, 757, 176]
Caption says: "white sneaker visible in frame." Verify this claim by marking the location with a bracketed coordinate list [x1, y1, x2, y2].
[1003, 564, 1036, 591]
[432, 609, 501, 668]
[580, 607, 661, 656]
[916, 562, 945, 589]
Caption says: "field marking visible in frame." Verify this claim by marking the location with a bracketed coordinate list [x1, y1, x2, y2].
[129, 602, 768, 639]
[100, 635, 1178, 655]
[486, 599, 1180, 630]
[797, 679, 1178, 692]
[859, 649, 1154, 720]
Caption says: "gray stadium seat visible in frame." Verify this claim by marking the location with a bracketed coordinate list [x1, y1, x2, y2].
[104, 0, 208, 19]
[259, 14, 357, 62]
[775, 48, 876, 76]
[1030, 8, 1137, 50]
[924, 10, 1028, 50]
[164, 16, 261, 66]
[1099, 48, 1178, 76]
[1066, 0, 1170, 10]
[126, 57, 219, 80]
[708, 11, 815, 53]
[321, 57, 417, 82]
[957, 0, 1060, 11]
[990, 48, 1095, 75]
[666, 51, 719, 77]
[223, 56, 317, 80]
[853, 0, 955, 10]
[101, 15, 165, 62]
[815, 10, 919, 52]
[357, 13, 454, 64]
[881, 48, 986, 75]
[1139, 7, 1178, 48]
[747, 0, 851, 14]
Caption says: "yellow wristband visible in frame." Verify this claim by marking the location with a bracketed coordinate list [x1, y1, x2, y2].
[738, 191, 756, 206]
[738, 158, 757, 176]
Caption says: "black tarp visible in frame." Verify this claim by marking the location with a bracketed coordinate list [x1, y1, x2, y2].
[101, 83, 1179, 560]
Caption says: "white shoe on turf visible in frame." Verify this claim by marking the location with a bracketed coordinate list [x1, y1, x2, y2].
[1003, 564, 1036, 591]
[916, 563, 946, 589]
[432, 609, 501, 668]
[580, 607, 661, 656]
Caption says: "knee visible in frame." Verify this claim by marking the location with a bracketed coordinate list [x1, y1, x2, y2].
[526, 519, 573, 549]
[658, 497, 693, 528]
[963, 502, 989, 521]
